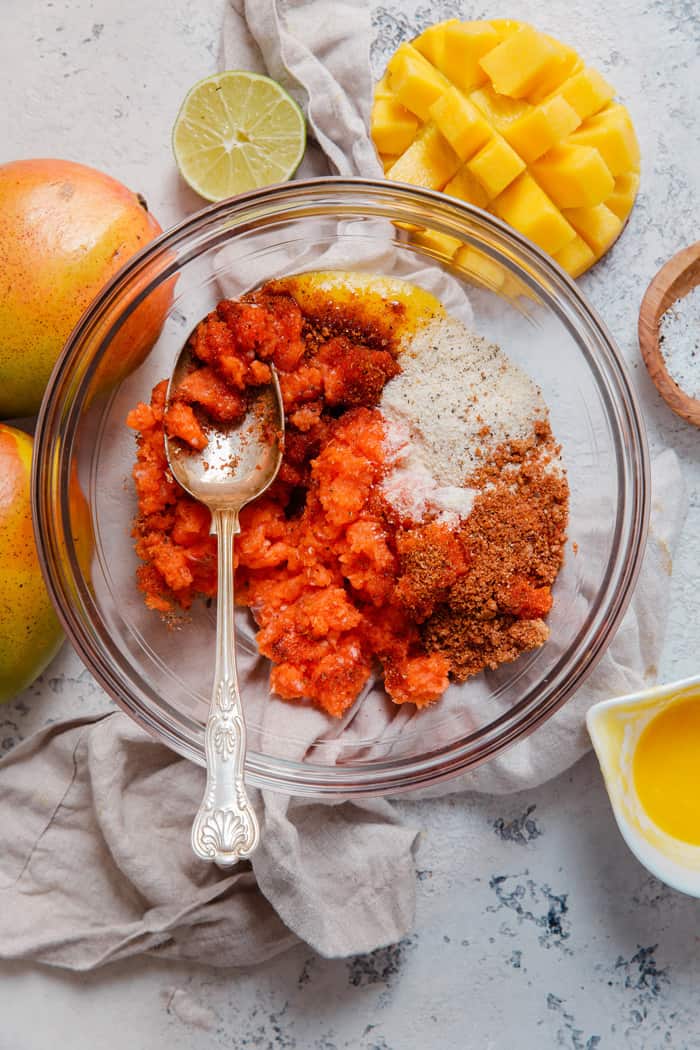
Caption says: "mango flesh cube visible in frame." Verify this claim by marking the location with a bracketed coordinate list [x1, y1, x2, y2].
[562, 203, 622, 255]
[430, 88, 492, 160]
[374, 18, 640, 276]
[470, 84, 531, 133]
[467, 136, 525, 199]
[435, 21, 500, 92]
[528, 37, 582, 103]
[605, 172, 640, 221]
[371, 98, 420, 155]
[554, 67, 615, 120]
[479, 25, 557, 98]
[454, 245, 507, 289]
[387, 123, 461, 189]
[531, 143, 615, 208]
[412, 20, 455, 68]
[444, 165, 491, 210]
[388, 45, 451, 121]
[553, 236, 596, 278]
[493, 173, 576, 255]
[374, 72, 394, 101]
[503, 96, 581, 163]
[489, 19, 523, 39]
[569, 104, 640, 175]
[412, 229, 461, 257]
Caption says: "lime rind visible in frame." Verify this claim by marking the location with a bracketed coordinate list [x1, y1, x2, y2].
[172, 70, 307, 202]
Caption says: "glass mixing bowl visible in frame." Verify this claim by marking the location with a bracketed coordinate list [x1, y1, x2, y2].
[33, 178, 649, 797]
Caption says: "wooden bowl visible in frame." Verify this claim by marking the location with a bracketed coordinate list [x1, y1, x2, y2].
[638, 241, 700, 427]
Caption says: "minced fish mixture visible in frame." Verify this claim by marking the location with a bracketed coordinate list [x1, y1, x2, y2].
[126, 275, 569, 718]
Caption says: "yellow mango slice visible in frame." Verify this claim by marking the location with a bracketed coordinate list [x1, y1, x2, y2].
[454, 245, 508, 289]
[386, 123, 461, 189]
[490, 19, 523, 39]
[479, 25, 557, 98]
[433, 21, 500, 92]
[562, 203, 622, 255]
[374, 72, 394, 101]
[503, 96, 581, 163]
[444, 166, 491, 210]
[528, 37, 582, 103]
[531, 143, 615, 208]
[371, 98, 420, 155]
[388, 44, 451, 121]
[569, 104, 640, 175]
[553, 236, 596, 278]
[493, 173, 576, 255]
[554, 67, 615, 120]
[412, 20, 455, 68]
[467, 136, 525, 199]
[374, 19, 640, 275]
[605, 172, 640, 221]
[412, 229, 461, 256]
[430, 88, 492, 160]
[470, 84, 531, 133]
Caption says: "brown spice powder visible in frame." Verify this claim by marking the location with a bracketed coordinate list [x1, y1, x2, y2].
[422, 421, 569, 680]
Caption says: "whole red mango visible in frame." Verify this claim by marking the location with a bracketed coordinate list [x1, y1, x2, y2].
[0, 159, 168, 418]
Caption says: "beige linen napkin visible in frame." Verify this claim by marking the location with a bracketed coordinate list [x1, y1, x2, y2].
[0, 0, 688, 970]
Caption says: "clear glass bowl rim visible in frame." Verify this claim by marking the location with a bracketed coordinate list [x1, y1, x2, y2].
[32, 176, 650, 797]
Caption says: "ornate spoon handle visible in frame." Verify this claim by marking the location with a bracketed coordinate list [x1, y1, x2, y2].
[191, 508, 259, 866]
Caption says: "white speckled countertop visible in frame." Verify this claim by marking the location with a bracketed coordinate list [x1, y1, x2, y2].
[1, 1, 699, 1047]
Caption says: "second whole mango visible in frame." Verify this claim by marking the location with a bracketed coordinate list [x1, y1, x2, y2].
[0, 424, 64, 702]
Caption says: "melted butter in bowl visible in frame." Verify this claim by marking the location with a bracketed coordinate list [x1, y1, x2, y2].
[587, 675, 700, 896]
[633, 695, 700, 846]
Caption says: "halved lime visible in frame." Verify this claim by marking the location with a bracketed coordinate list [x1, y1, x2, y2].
[172, 71, 306, 202]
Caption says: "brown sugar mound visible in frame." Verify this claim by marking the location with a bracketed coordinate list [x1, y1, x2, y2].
[423, 424, 568, 679]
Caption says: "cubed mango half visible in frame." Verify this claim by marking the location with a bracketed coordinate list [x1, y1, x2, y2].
[373, 19, 640, 276]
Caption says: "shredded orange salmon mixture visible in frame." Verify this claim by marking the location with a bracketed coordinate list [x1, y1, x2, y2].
[127, 281, 567, 718]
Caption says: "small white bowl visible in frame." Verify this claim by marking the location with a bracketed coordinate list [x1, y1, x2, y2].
[586, 674, 700, 897]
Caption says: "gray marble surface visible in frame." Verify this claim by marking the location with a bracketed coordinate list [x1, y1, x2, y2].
[0, 0, 699, 1047]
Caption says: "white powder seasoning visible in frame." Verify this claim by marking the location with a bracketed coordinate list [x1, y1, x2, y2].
[659, 285, 700, 400]
[379, 315, 548, 524]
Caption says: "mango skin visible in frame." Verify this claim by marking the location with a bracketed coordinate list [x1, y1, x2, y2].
[0, 159, 166, 419]
[0, 424, 64, 702]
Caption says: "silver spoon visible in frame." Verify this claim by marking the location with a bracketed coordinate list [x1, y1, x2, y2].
[165, 345, 284, 867]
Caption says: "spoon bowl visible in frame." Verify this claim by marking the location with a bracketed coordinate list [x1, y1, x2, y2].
[165, 341, 284, 866]
[166, 345, 284, 509]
